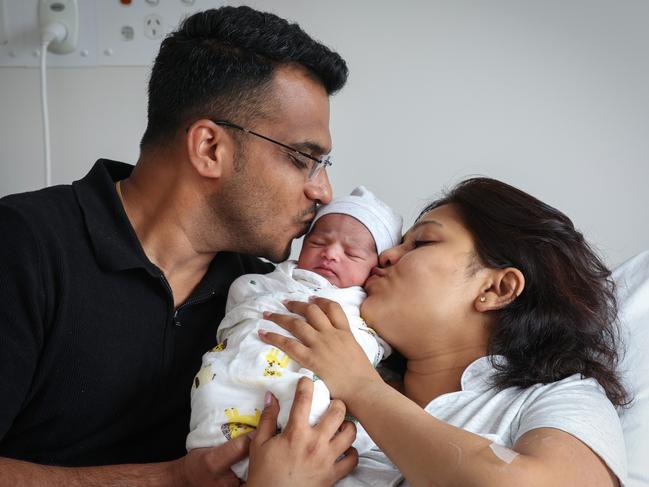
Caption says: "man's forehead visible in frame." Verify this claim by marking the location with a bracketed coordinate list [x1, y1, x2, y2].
[268, 65, 332, 153]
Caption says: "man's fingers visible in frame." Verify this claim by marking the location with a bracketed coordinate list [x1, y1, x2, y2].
[254, 391, 279, 445]
[206, 433, 251, 472]
[314, 399, 348, 438]
[283, 377, 314, 434]
[333, 447, 359, 481]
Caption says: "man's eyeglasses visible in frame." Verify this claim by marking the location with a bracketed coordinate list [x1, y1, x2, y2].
[213, 120, 332, 181]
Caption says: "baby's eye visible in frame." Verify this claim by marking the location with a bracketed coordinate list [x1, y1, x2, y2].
[345, 251, 364, 259]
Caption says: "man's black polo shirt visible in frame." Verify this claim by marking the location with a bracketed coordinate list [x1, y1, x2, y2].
[0, 159, 273, 466]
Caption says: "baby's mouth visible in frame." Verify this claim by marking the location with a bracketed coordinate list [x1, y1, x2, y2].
[314, 265, 337, 278]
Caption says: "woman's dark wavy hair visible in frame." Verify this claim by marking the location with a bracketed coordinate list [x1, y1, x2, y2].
[140, 6, 348, 148]
[420, 177, 628, 406]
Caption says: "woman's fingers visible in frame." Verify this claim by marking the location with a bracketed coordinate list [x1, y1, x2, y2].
[333, 447, 359, 481]
[258, 330, 308, 367]
[306, 297, 352, 331]
[253, 391, 280, 446]
[315, 398, 348, 438]
[330, 419, 358, 458]
[283, 377, 315, 434]
[262, 311, 319, 345]
[282, 300, 332, 332]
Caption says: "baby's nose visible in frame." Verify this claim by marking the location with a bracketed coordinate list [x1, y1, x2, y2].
[322, 245, 340, 261]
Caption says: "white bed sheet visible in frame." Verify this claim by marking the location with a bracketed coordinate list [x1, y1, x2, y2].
[614, 250, 649, 487]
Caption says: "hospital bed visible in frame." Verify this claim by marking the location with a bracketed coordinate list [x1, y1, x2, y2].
[614, 250, 649, 486]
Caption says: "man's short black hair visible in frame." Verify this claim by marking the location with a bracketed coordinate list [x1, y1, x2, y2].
[140, 6, 349, 149]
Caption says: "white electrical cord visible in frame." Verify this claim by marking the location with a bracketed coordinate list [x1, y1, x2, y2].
[39, 22, 66, 187]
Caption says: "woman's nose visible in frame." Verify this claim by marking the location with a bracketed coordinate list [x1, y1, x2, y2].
[378, 244, 403, 267]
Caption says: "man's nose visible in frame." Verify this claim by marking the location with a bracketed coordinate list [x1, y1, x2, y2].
[305, 169, 332, 205]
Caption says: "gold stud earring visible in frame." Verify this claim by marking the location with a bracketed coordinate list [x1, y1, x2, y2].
[479, 296, 486, 303]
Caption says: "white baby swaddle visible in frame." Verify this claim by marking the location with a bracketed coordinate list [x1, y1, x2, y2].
[186, 260, 389, 479]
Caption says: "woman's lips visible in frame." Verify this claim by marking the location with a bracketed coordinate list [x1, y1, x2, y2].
[369, 266, 386, 278]
[365, 267, 386, 285]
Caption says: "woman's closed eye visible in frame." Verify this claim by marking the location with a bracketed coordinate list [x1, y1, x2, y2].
[413, 240, 438, 248]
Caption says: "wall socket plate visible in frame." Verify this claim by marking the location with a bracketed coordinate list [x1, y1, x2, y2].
[39, 0, 79, 54]
[0, 0, 207, 67]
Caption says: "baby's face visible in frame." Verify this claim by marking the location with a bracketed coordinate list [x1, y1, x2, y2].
[297, 213, 379, 288]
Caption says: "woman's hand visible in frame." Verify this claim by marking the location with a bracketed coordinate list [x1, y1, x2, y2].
[259, 297, 382, 403]
[246, 377, 358, 487]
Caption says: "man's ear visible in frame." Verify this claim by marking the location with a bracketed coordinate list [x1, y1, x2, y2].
[185, 119, 235, 179]
[475, 267, 525, 312]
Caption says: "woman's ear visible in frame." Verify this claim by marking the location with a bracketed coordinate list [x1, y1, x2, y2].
[475, 267, 525, 312]
[185, 119, 235, 179]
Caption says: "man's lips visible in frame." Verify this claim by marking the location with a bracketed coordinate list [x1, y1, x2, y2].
[296, 213, 316, 237]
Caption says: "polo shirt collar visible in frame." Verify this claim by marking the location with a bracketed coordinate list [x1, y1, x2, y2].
[72, 159, 160, 274]
[72, 159, 254, 298]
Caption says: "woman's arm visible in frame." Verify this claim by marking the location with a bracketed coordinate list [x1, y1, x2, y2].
[260, 299, 619, 487]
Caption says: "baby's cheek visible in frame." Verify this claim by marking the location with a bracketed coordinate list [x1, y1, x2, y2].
[346, 262, 374, 288]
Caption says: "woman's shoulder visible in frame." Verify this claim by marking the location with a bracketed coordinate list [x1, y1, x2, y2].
[509, 369, 627, 485]
[435, 356, 627, 485]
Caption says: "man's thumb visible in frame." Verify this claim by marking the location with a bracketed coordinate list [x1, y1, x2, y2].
[211, 433, 251, 468]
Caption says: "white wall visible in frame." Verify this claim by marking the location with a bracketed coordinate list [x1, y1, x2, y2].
[1, 0, 648, 267]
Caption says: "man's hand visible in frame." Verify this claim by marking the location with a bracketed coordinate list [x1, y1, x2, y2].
[246, 377, 358, 487]
[175, 434, 251, 487]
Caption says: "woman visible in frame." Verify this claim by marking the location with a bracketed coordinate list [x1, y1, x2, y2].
[253, 177, 628, 487]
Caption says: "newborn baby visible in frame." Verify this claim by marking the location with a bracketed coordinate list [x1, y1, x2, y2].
[186, 186, 402, 478]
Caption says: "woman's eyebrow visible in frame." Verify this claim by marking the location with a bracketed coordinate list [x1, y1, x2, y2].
[411, 219, 444, 231]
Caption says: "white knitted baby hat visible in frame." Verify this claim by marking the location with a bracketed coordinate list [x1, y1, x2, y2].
[310, 186, 403, 254]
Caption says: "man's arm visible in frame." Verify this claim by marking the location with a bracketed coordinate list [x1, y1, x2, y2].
[0, 204, 47, 441]
[0, 381, 358, 487]
[0, 436, 250, 487]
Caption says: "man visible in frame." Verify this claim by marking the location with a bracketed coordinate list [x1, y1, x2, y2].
[0, 6, 356, 485]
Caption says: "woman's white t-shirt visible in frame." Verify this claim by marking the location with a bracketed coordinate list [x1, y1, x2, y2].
[337, 355, 627, 486]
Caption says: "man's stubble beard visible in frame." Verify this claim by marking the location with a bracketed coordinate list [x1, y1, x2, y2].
[206, 152, 296, 262]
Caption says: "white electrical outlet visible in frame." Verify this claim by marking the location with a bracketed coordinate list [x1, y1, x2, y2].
[0, 0, 202, 67]
[0, 0, 9, 45]
[39, 0, 78, 54]
[143, 14, 163, 40]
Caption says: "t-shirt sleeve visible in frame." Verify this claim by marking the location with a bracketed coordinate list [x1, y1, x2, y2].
[0, 203, 47, 441]
[513, 376, 628, 486]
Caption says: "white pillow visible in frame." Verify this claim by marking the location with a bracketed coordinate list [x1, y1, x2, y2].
[614, 250, 649, 487]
